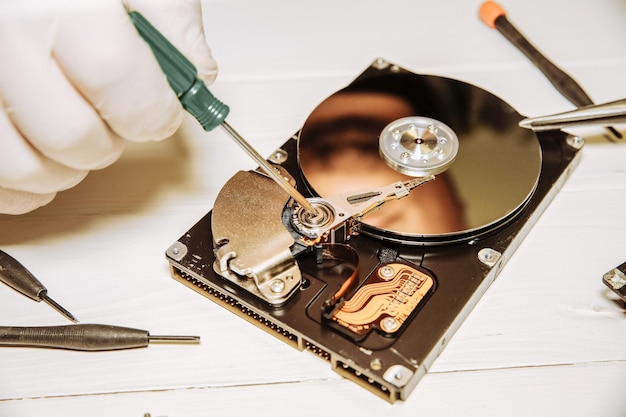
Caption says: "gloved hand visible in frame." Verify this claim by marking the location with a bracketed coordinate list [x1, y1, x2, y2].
[0, 0, 218, 214]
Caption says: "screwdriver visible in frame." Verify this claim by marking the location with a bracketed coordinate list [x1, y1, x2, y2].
[0, 249, 78, 323]
[128, 11, 317, 215]
[0, 323, 200, 351]
[479, 1, 622, 140]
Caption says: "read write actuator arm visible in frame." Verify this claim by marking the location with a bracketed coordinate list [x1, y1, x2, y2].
[289, 176, 435, 243]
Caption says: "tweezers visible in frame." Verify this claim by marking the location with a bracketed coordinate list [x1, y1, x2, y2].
[519, 99, 626, 132]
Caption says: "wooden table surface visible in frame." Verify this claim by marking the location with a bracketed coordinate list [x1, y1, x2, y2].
[1, 1, 625, 416]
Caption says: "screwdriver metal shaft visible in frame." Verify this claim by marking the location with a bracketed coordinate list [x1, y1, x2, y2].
[0, 250, 78, 323]
[220, 122, 316, 213]
[0, 323, 200, 351]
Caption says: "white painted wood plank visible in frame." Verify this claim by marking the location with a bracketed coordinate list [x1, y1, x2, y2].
[0, 361, 623, 417]
[0, 0, 625, 415]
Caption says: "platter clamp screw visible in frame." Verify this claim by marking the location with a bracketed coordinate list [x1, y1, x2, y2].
[379, 116, 459, 177]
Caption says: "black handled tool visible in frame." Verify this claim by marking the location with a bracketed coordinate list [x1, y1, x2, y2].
[479, 1, 622, 139]
[0, 249, 78, 323]
[0, 323, 200, 351]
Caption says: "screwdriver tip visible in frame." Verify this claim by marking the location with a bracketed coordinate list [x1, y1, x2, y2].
[148, 335, 201, 344]
[40, 293, 79, 323]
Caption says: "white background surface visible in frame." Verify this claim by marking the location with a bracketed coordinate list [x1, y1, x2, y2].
[1, 0, 626, 416]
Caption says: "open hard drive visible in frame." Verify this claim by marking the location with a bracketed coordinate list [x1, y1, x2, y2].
[165, 59, 583, 402]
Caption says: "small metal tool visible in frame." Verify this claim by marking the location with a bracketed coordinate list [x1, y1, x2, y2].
[0, 249, 78, 323]
[128, 11, 317, 215]
[603, 261, 626, 303]
[479, 1, 622, 140]
[519, 99, 626, 131]
[0, 323, 200, 351]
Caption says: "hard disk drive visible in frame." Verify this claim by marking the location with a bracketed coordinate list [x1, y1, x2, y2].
[165, 59, 583, 402]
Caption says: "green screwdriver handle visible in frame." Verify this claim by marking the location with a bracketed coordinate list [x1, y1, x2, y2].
[129, 11, 229, 131]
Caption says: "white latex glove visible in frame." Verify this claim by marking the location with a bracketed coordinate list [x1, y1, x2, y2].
[0, 0, 218, 214]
